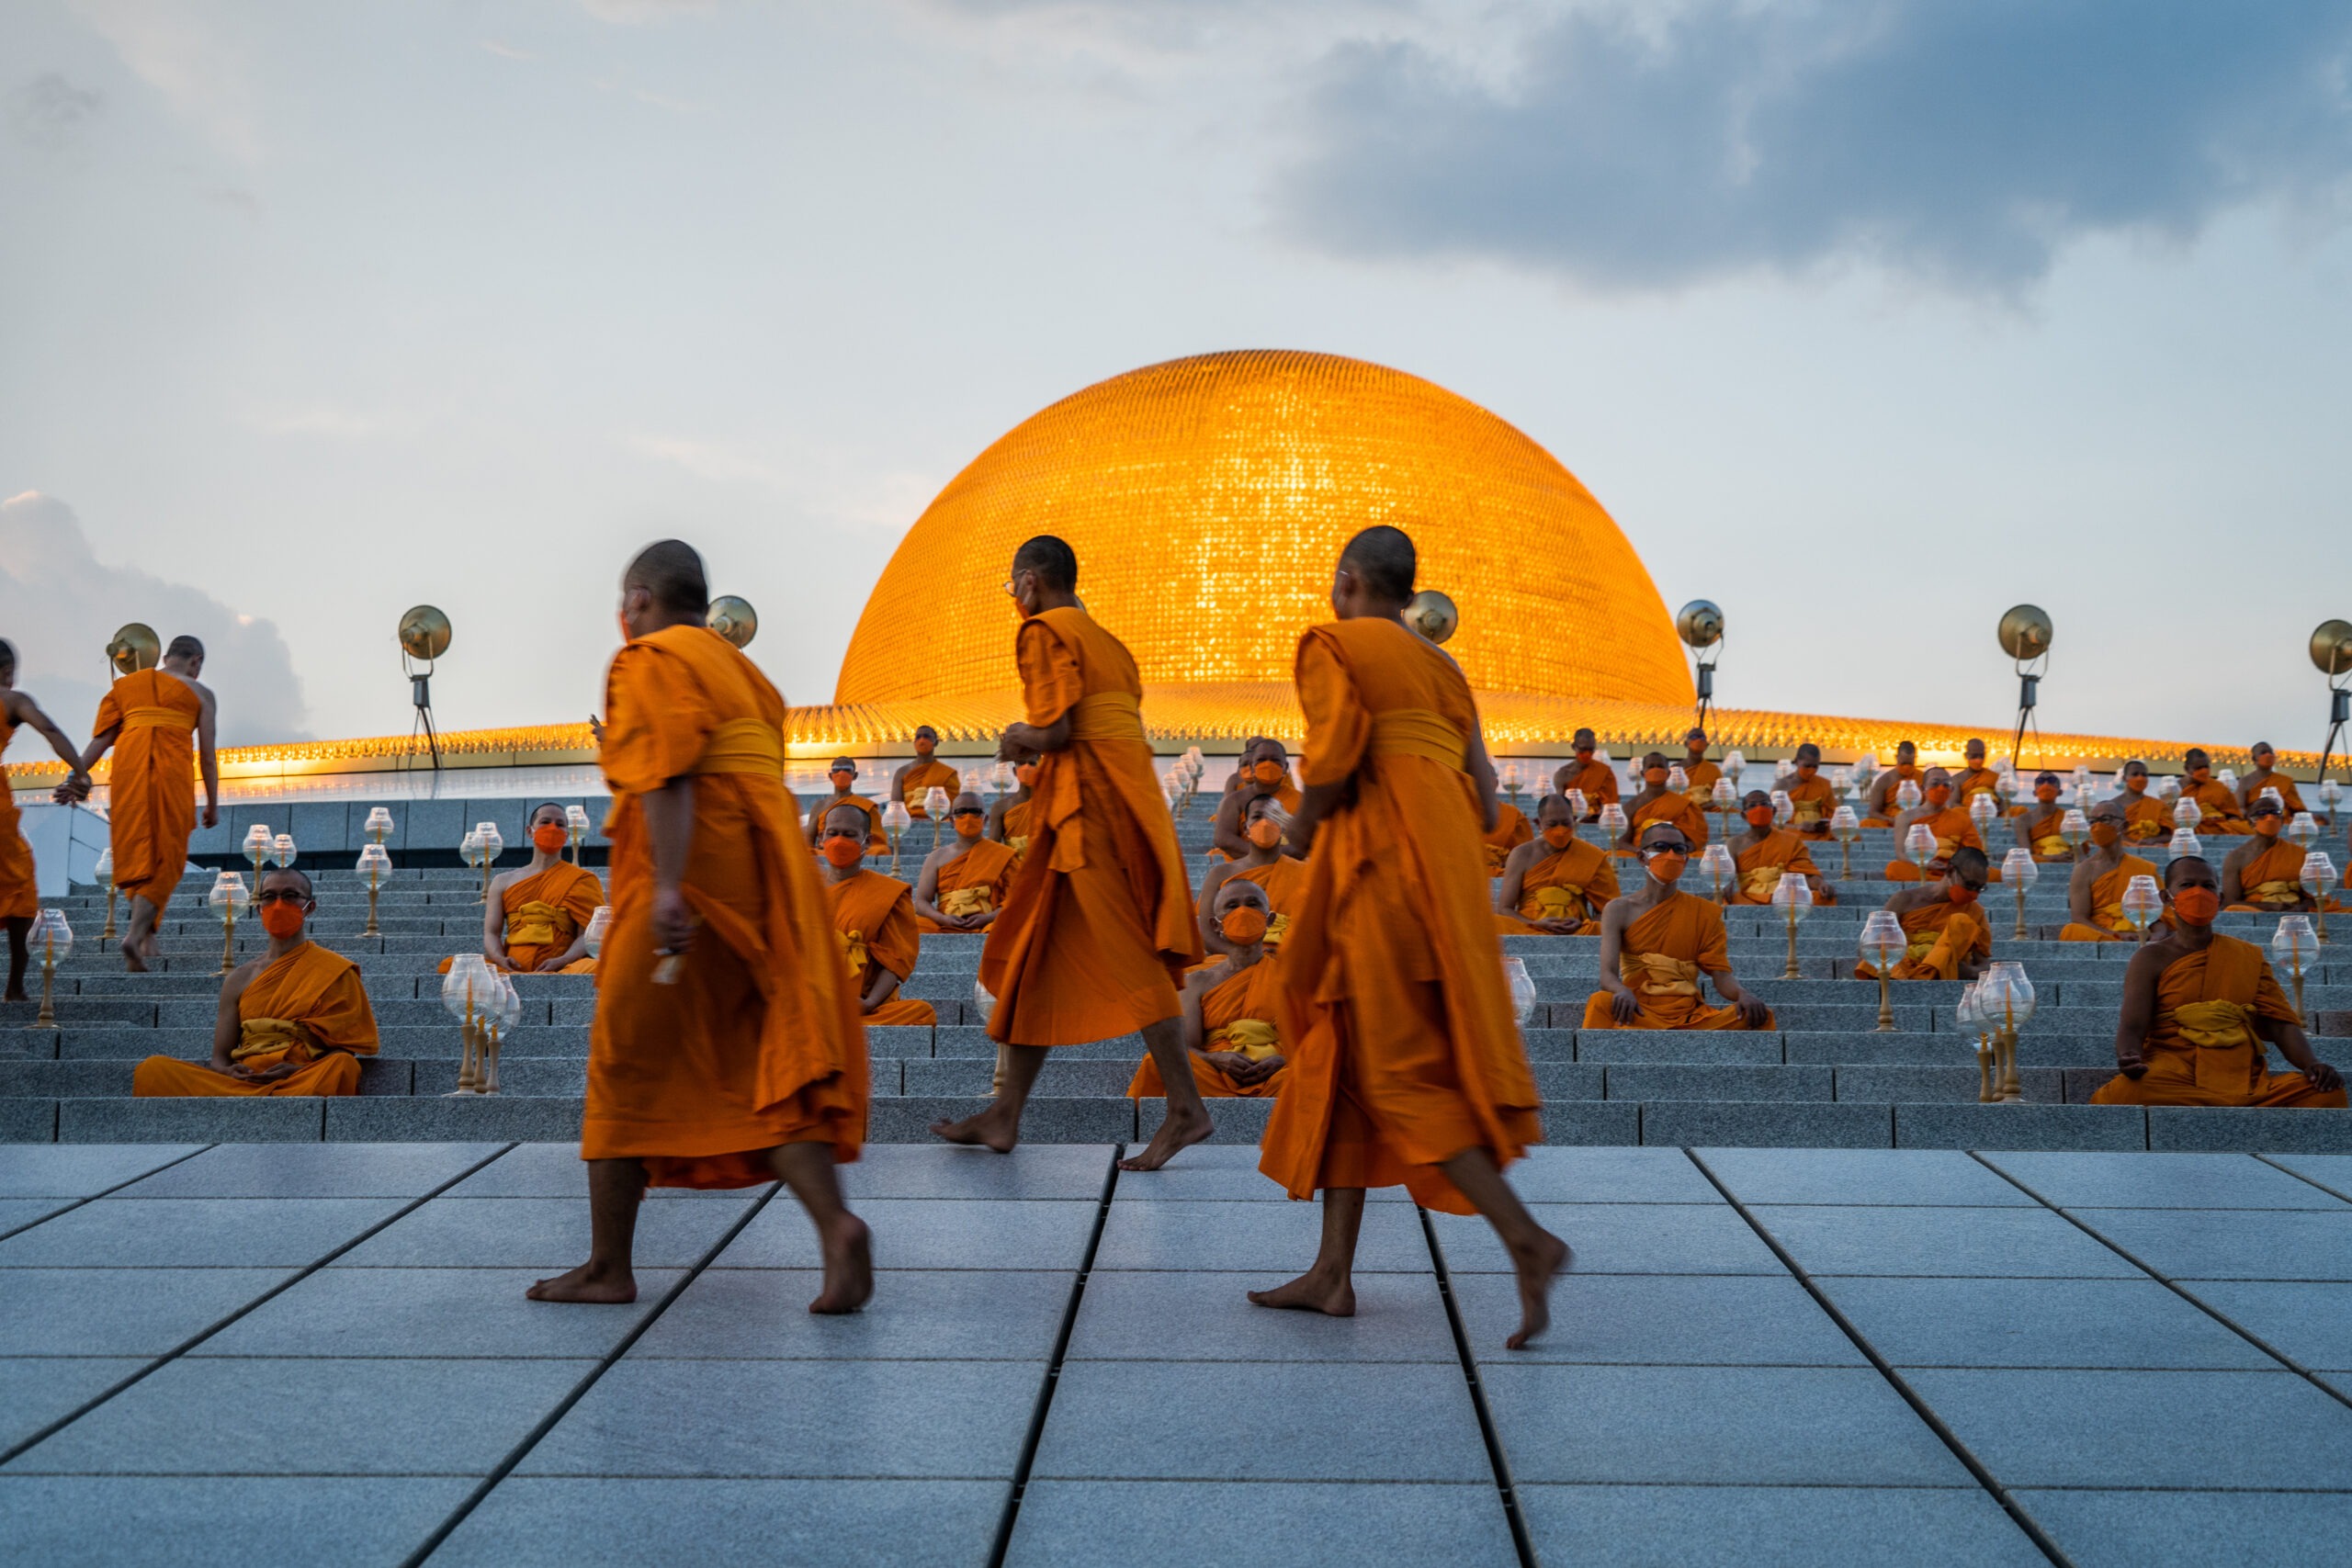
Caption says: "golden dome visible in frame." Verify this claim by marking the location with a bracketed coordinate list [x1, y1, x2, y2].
[835, 350, 1693, 710]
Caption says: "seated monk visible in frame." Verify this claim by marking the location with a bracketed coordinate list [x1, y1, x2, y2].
[892, 724, 961, 819]
[1773, 743, 1837, 837]
[1210, 737, 1303, 859]
[1483, 795, 1532, 875]
[1619, 750, 1710, 851]
[1552, 728, 1619, 821]
[133, 869, 379, 1096]
[913, 791, 1019, 933]
[1722, 790, 1835, 904]
[816, 803, 936, 1025]
[1198, 795, 1307, 957]
[1856, 848, 1991, 981]
[1952, 738, 2003, 815]
[2116, 760, 2170, 843]
[2181, 749, 2252, 836]
[988, 742, 1038, 861]
[1219, 736, 1271, 797]
[1679, 728, 1722, 804]
[2222, 796, 2344, 913]
[2091, 855, 2346, 1108]
[2012, 773, 2076, 863]
[804, 757, 888, 852]
[1581, 823, 1772, 1029]
[1883, 767, 1989, 881]
[1860, 741, 1923, 827]
[440, 803, 603, 975]
[2240, 740, 2320, 825]
[1496, 793, 1619, 935]
[2060, 802, 2163, 942]
[1127, 879, 1287, 1100]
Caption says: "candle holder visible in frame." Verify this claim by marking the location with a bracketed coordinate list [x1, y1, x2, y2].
[2120, 874, 2163, 942]
[2272, 916, 2316, 1023]
[207, 872, 245, 976]
[2166, 827, 2200, 862]
[1960, 982, 1995, 1102]
[444, 956, 491, 1095]
[1859, 910, 1904, 1032]
[1895, 779, 1922, 814]
[26, 909, 72, 1028]
[1599, 803, 1628, 852]
[2290, 812, 2321, 852]
[1771, 871, 1812, 979]
[1969, 790, 1998, 846]
[365, 807, 395, 846]
[94, 847, 118, 942]
[1711, 777, 1736, 842]
[988, 761, 1013, 809]
[1770, 789, 1793, 829]
[1831, 806, 1860, 878]
[883, 801, 911, 874]
[2059, 807, 2090, 858]
[2302, 852, 2336, 942]
[242, 826, 273, 912]
[472, 822, 503, 906]
[272, 834, 296, 874]
[1566, 787, 1589, 826]
[1982, 960, 2035, 1101]
[1698, 842, 1735, 902]
[2002, 848, 2039, 939]
[1903, 823, 1937, 880]
[584, 905, 611, 959]
[2174, 796, 2203, 835]
[1500, 761, 1525, 808]
[356, 844, 390, 937]
[566, 804, 592, 865]
[924, 786, 953, 854]
[1503, 956, 1538, 1029]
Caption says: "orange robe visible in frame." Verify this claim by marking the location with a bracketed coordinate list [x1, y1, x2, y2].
[1260, 618, 1541, 1215]
[918, 838, 1019, 933]
[587, 623, 866, 1188]
[2059, 853, 2161, 941]
[1781, 775, 1837, 837]
[2188, 781, 2252, 835]
[2019, 807, 2074, 863]
[1681, 760, 1723, 800]
[2242, 773, 2312, 821]
[2121, 791, 2170, 842]
[0, 716, 35, 921]
[1482, 801, 1532, 874]
[2091, 936, 2346, 1108]
[999, 798, 1033, 862]
[440, 862, 605, 975]
[827, 868, 936, 1026]
[1953, 767, 2002, 809]
[2226, 840, 2344, 912]
[1227, 853, 1311, 947]
[1580, 892, 1773, 1030]
[1883, 807, 1985, 880]
[1127, 954, 1288, 1100]
[1558, 760, 1619, 819]
[1495, 839, 1618, 933]
[897, 759, 962, 818]
[1627, 790, 1710, 849]
[1730, 829, 1834, 905]
[808, 793, 889, 852]
[133, 942, 378, 1097]
[979, 607, 1201, 1045]
[93, 670, 200, 913]
[1861, 765, 1923, 828]
[1855, 897, 1989, 980]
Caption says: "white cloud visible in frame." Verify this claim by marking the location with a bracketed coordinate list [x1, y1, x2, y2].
[6, 72, 104, 150]
[0, 491, 310, 747]
[479, 39, 536, 62]
[73, 0, 262, 160]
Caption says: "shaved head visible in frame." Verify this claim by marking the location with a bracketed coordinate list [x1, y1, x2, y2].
[1012, 535, 1078, 592]
[624, 539, 709, 615]
[1338, 525, 1416, 604]
[1947, 846, 1989, 884]
[165, 635, 204, 662]
[2165, 854, 2215, 888]
[820, 803, 867, 836]
[260, 866, 314, 901]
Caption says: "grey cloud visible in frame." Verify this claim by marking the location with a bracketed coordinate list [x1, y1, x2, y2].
[6, 73, 103, 149]
[1277, 0, 2352, 292]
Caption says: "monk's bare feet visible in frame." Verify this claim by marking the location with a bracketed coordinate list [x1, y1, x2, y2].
[1118, 1103, 1213, 1171]
[120, 937, 148, 975]
[931, 1102, 1019, 1154]
[1504, 1229, 1571, 1350]
[3, 989, 25, 1003]
[808, 1213, 872, 1314]
[525, 1261, 638, 1303]
[1248, 1267, 1355, 1317]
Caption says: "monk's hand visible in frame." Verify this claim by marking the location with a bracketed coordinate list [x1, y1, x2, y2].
[1608, 987, 1641, 1023]
[2307, 1061, 2345, 1094]
[1540, 918, 1582, 935]
[236, 1062, 300, 1083]
[2114, 1050, 2148, 1079]
[202, 802, 219, 829]
[534, 955, 571, 973]
[650, 884, 694, 953]
[1203, 1051, 1257, 1078]
[1736, 993, 1770, 1028]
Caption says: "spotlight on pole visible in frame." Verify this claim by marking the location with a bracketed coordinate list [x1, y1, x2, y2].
[1676, 601, 1724, 734]
[707, 596, 759, 649]
[2311, 618, 2352, 784]
[1404, 590, 1458, 645]
[104, 623, 160, 679]
[398, 605, 452, 772]
[1996, 604, 2052, 773]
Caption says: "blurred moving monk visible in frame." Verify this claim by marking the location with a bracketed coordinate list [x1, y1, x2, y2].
[892, 725, 960, 819]
[933, 535, 1210, 1170]
[532, 541, 869, 1314]
[1495, 793, 1617, 935]
[1, 639, 91, 999]
[1256, 525, 1561, 1350]
[1723, 790, 1834, 905]
[133, 869, 378, 1097]
[913, 791, 1018, 933]
[817, 803, 937, 1025]
[1129, 879, 1288, 1100]
[445, 803, 603, 974]
[1860, 847, 1991, 981]
[1582, 822, 1773, 1031]
[2059, 801, 2161, 942]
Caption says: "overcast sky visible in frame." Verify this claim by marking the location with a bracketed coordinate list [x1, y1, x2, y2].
[6, 0, 2352, 751]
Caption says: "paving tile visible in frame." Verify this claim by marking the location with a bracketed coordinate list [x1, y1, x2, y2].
[1749, 1205, 2143, 1278]
[517, 1359, 1042, 1478]
[0, 1197, 407, 1268]
[195, 1268, 681, 1359]
[0, 1268, 295, 1356]
[0, 1197, 74, 1235]
[2263, 1153, 2352, 1201]
[1479, 1364, 1968, 1484]
[435, 1477, 1005, 1568]
[2013, 1488, 2352, 1568]
[1983, 1151, 2350, 1210]
[1895, 1103, 2148, 1151]
[1904, 1368, 2352, 1486]
[117, 1141, 508, 1198]
[0, 1475, 475, 1568]
[1091, 1198, 1432, 1273]
[1092, 1144, 1405, 1202]
[334, 1195, 753, 1269]
[718, 1198, 1094, 1270]
[1642, 1100, 1892, 1148]
[0, 1098, 58, 1143]
[1031, 1361, 1491, 1481]
[1533, 1099, 1643, 1145]
[2146, 1107, 2352, 1154]
[2066, 1208, 2352, 1280]
[1517, 1484, 2043, 1567]
[1817, 1277, 2278, 1370]
[0, 1145, 202, 1197]
[60, 1097, 325, 1143]
[441, 1141, 760, 1198]
[1452, 1273, 1863, 1365]
[0, 1359, 147, 1451]
[1430, 1203, 1785, 1276]
[325, 1097, 585, 1143]
[1066, 1270, 1456, 1362]
[632, 1269, 1070, 1360]
[2175, 1280, 2352, 1370]
[1700, 1148, 2034, 1207]
[1009, 1480, 1517, 1568]
[6, 1357, 591, 1475]
[1505, 1145, 1724, 1203]
[842, 1142, 1113, 1201]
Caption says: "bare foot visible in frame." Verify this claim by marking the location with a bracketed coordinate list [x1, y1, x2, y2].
[120, 938, 149, 975]
[525, 1261, 638, 1303]
[1504, 1229, 1571, 1350]
[1248, 1268, 1356, 1317]
[1118, 1103, 1213, 1171]
[930, 1102, 1019, 1154]
[140, 933, 161, 959]
[808, 1213, 872, 1314]
[3, 991, 25, 1003]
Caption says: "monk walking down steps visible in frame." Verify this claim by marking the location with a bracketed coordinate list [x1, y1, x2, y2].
[1254, 525, 1565, 1350]
[530, 541, 871, 1315]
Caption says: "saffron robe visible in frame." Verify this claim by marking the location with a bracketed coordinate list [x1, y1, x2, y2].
[93, 670, 201, 912]
[0, 716, 35, 921]
[1127, 953, 1288, 1100]
[979, 607, 1202, 1045]
[2019, 806, 2074, 863]
[1883, 807, 1985, 880]
[133, 942, 378, 1097]
[1953, 767, 2003, 809]
[1482, 801, 1532, 874]
[439, 862, 604, 975]
[1627, 790, 1710, 850]
[827, 867, 936, 1025]
[2059, 853, 2161, 941]
[808, 792, 889, 852]
[1580, 891, 1773, 1030]
[2226, 839, 2344, 912]
[1730, 829, 1834, 905]
[586, 623, 866, 1187]
[2188, 780, 2252, 835]
[897, 759, 961, 818]
[918, 837, 1019, 933]
[1227, 853, 1310, 947]
[1681, 759, 1723, 801]
[2121, 791, 2170, 842]
[2242, 772, 2312, 821]
[1862, 765, 1924, 827]
[1781, 774, 1837, 836]
[999, 798, 1033, 862]
[1855, 897, 1989, 980]
[1558, 760, 1619, 819]
[1496, 839, 1618, 933]
[2091, 936, 2346, 1108]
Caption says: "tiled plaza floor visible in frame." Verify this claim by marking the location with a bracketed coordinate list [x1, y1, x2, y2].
[1, 1142, 2349, 1566]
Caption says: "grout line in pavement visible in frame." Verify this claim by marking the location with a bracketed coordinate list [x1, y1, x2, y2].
[2252, 1150, 2352, 1206]
[984, 1144, 1120, 1568]
[0, 1141, 519, 1467]
[1682, 1148, 2075, 1568]
[0, 1142, 217, 1241]
[1419, 1206, 1539, 1568]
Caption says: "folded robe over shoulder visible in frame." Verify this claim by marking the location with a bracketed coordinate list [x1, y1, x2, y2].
[2226, 840, 2346, 912]
[918, 838, 1018, 933]
[93, 670, 202, 913]
[133, 942, 378, 1097]
[1127, 953, 1288, 1100]
[827, 867, 936, 1025]
[1580, 892, 1773, 1030]
[2091, 936, 2346, 1108]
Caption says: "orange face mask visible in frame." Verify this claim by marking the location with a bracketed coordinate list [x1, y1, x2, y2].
[1252, 761, 1285, 786]
[1246, 818, 1283, 850]
[1948, 884, 1980, 906]
[1926, 784, 1951, 807]
[2035, 787, 2059, 805]
[1014, 762, 1038, 788]
[2090, 821, 2121, 847]
[2255, 816, 2282, 838]
[954, 814, 984, 840]
[1542, 825, 1572, 850]
[1645, 850, 1688, 883]
[830, 772, 854, 791]
[2171, 886, 2221, 926]
[1644, 767, 1668, 785]
[1220, 906, 1269, 945]
[820, 836, 865, 868]
[259, 900, 307, 939]
[2124, 775, 2147, 794]
[532, 823, 568, 853]
[1743, 807, 1774, 829]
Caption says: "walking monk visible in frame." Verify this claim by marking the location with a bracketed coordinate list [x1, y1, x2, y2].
[1619, 751, 1710, 849]
[1857, 848, 1992, 981]
[133, 869, 377, 1096]
[63, 635, 217, 972]
[2116, 760, 2170, 843]
[2, 640, 92, 999]
[1723, 790, 1834, 904]
[531, 541, 869, 1313]
[2059, 801, 2162, 942]
[1129, 879, 1289, 1101]
[1496, 793, 1617, 934]
[1553, 728, 1618, 820]
[817, 802, 937, 1025]
[933, 536, 1211, 1170]
[444, 803, 603, 974]
[2092, 856, 2345, 1108]
[1583, 822, 1774, 1030]
[891, 725, 960, 819]
[1195, 795, 1307, 957]
[2222, 797, 2342, 913]
[913, 792, 1018, 933]
[1255, 525, 1562, 1348]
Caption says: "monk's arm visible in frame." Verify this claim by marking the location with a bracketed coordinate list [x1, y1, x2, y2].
[1286, 780, 1347, 861]
[2256, 1013, 2344, 1090]
[539, 931, 591, 972]
[2218, 853, 2248, 907]
[1179, 976, 1210, 1054]
[2112, 949, 2162, 1075]
[1464, 726, 1500, 833]
[862, 961, 904, 1011]
[2067, 863, 2096, 924]
[1496, 848, 1530, 915]
[10, 694, 89, 777]
[889, 764, 910, 804]
[1001, 715, 1070, 756]
[911, 853, 949, 925]
[195, 688, 220, 828]
[640, 778, 696, 952]
[481, 875, 508, 965]
[1194, 865, 1237, 957]
[69, 721, 121, 777]
[1701, 956, 1770, 1023]
[1593, 903, 1639, 1018]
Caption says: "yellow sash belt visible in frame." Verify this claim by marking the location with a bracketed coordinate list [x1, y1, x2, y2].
[1738, 866, 1781, 899]
[2170, 999, 2256, 1051]
[1532, 885, 1587, 919]
[1265, 911, 1291, 945]
[835, 928, 867, 980]
[939, 886, 993, 918]
[1370, 708, 1465, 770]
[1067, 691, 1146, 742]
[123, 705, 194, 732]
[1209, 1018, 1281, 1061]
[2251, 880, 2302, 903]
[232, 1017, 315, 1063]
[2033, 836, 2069, 858]
[1623, 953, 1702, 996]
[690, 717, 785, 776]
[1793, 801, 1824, 825]
[505, 899, 568, 947]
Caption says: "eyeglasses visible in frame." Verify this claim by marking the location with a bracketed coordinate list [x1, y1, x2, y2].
[1639, 845, 1689, 860]
[254, 889, 310, 906]
[950, 809, 984, 820]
